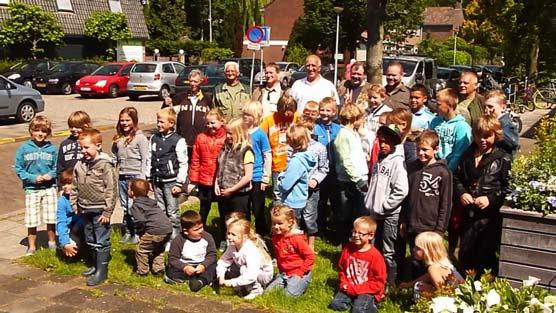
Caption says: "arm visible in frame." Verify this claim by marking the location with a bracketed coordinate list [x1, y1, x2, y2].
[14, 148, 36, 184]
[216, 246, 235, 280]
[222, 153, 253, 195]
[262, 151, 272, 185]
[201, 233, 217, 269]
[168, 236, 186, 271]
[138, 135, 150, 179]
[128, 203, 146, 234]
[230, 246, 261, 287]
[56, 197, 71, 248]
[175, 138, 189, 186]
[56, 144, 65, 178]
[484, 156, 512, 209]
[188, 138, 201, 184]
[435, 170, 453, 233]
[447, 125, 471, 171]
[382, 160, 409, 213]
[311, 144, 329, 185]
[293, 237, 315, 276]
[277, 158, 304, 192]
[46, 146, 58, 180]
[337, 248, 351, 290]
[335, 132, 364, 183]
[70, 167, 79, 212]
[145, 137, 153, 180]
[102, 164, 118, 218]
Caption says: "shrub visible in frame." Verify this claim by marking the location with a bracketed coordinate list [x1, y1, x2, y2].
[146, 39, 217, 57]
[201, 47, 234, 62]
[0, 58, 25, 73]
[285, 44, 309, 66]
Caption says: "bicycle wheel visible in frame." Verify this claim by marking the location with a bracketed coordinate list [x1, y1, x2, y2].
[523, 96, 536, 112]
[534, 89, 556, 109]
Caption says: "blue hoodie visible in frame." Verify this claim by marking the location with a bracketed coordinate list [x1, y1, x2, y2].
[14, 139, 58, 190]
[56, 193, 83, 248]
[429, 114, 472, 171]
[278, 151, 316, 209]
[314, 120, 341, 167]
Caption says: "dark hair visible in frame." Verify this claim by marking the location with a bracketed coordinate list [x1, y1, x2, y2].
[129, 178, 150, 197]
[387, 61, 404, 73]
[350, 61, 366, 73]
[60, 168, 73, 185]
[180, 210, 202, 230]
[277, 93, 297, 114]
[266, 62, 280, 73]
[410, 83, 428, 97]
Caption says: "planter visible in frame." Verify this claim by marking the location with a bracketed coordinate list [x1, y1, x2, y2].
[498, 206, 556, 292]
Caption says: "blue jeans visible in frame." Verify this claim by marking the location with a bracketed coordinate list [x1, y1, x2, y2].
[271, 172, 282, 207]
[265, 271, 312, 297]
[153, 181, 180, 237]
[118, 175, 139, 235]
[82, 211, 111, 253]
[337, 181, 366, 243]
[294, 189, 318, 235]
[329, 291, 377, 313]
[374, 214, 399, 285]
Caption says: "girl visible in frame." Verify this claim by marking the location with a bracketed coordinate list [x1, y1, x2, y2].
[112, 107, 149, 244]
[399, 231, 463, 298]
[386, 108, 417, 163]
[215, 118, 254, 241]
[187, 108, 227, 227]
[266, 204, 315, 297]
[454, 115, 511, 275]
[217, 219, 273, 300]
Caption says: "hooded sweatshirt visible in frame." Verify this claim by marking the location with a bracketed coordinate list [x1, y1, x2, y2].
[112, 130, 150, 178]
[365, 145, 409, 217]
[401, 159, 452, 234]
[129, 196, 173, 235]
[15, 139, 57, 190]
[70, 152, 118, 218]
[428, 114, 472, 171]
[278, 150, 316, 209]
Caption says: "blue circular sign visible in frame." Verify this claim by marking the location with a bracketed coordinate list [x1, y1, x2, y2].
[246, 26, 264, 43]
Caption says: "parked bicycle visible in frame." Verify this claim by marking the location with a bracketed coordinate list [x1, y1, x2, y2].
[503, 76, 536, 113]
[533, 78, 556, 109]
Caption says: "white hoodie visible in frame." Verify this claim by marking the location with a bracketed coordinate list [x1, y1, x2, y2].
[216, 239, 273, 288]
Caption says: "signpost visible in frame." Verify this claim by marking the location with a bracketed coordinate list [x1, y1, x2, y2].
[245, 26, 265, 91]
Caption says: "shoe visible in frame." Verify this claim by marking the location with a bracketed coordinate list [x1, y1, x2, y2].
[243, 284, 264, 300]
[25, 248, 35, 256]
[48, 241, 57, 251]
[189, 279, 205, 292]
[164, 273, 184, 284]
[126, 235, 139, 245]
[120, 233, 131, 244]
[152, 270, 164, 277]
[219, 241, 227, 252]
[132, 271, 148, 277]
[86, 251, 110, 286]
[82, 251, 97, 276]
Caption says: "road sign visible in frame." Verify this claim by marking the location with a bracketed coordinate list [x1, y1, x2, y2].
[245, 26, 264, 44]
[247, 42, 261, 51]
[260, 26, 271, 47]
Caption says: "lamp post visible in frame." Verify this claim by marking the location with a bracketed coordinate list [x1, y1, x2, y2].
[453, 30, 458, 65]
[208, 0, 213, 42]
[154, 48, 160, 61]
[333, 6, 344, 87]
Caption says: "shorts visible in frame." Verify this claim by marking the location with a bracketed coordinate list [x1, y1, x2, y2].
[24, 187, 57, 228]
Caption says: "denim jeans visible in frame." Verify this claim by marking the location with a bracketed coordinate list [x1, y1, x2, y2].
[329, 291, 377, 313]
[118, 175, 139, 235]
[337, 181, 366, 243]
[374, 214, 399, 285]
[265, 271, 312, 297]
[82, 211, 111, 253]
[271, 172, 282, 207]
[153, 181, 180, 237]
[294, 189, 318, 235]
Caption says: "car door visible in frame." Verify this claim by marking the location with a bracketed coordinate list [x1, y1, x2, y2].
[118, 64, 133, 91]
[161, 63, 175, 87]
[171, 63, 185, 87]
[0, 77, 16, 115]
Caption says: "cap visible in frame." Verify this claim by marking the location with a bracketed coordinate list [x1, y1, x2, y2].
[377, 124, 402, 145]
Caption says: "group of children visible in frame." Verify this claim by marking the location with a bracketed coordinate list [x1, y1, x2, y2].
[14, 78, 514, 310]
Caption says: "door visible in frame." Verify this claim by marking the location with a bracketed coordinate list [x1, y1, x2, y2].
[161, 63, 176, 86]
[0, 77, 16, 115]
[118, 64, 133, 91]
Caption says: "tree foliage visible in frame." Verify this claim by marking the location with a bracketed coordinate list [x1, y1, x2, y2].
[418, 36, 486, 66]
[143, 0, 187, 41]
[84, 11, 132, 41]
[0, 2, 64, 58]
[285, 44, 310, 65]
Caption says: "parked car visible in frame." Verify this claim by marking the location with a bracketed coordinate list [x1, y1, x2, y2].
[290, 63, 335, 85]
[174, 63, 250, 95]
[33, 61, 100, 95]
[253, 61, 301, 87]
[382, 55, 438, 92]
[217, 58, 263, 82]
[3, 60, 58, 89]
[0, 75, 45, 123]
[436, 66, 461, 90]
[127, 61, 185, 100]
[75, 62, 134, 98]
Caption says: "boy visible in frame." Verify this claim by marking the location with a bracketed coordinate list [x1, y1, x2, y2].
[409, 84, 435, 132]
[165, 210, 217, 292]
[329, 216, 386, 313]
[15, 116, 58, 256]
[334, 104, 368, 244]
[57, 111, 91, 178]
[128, 178, 173, 276]
[484, 89, 519, 156]
[302, 100, 320, 122]
[365, 124, 408, 286]
[71, 128, 118, 286]
[146, 107, 189, 239]
[56, 168, 84, 258]
[428, 88, 472, 171]
[260, 93, 299, 205]
[361, 84, 392, 155]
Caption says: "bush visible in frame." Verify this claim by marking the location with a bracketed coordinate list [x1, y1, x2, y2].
[0, 58, 25, 73]
[146, 39, 218, 57]
[285, 44, 309, 65]
[201, 47, 234, 62]
[436, 50, 472, 67]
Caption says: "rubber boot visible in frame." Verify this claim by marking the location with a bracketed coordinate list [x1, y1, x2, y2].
[86, 251, 110, 286]
[81, 250, 96, 277]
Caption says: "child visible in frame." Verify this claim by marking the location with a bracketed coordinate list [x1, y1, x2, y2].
[187, 108, 227, 226]
[71, 128, 118, 286]
[398, 232, 463, 299]
[57, 111, 91, 178]
[128, 178, 173, 276]
[386, 108, 417, 163]
[278, 124, 317, 247]
[146, 107, 188, 239]
[360, 84, 393, 157]
[302, 100, 320, 122]
[165, 210, 217, 292]
[242, 101, 272, 236]
[334, 104, 368, 243]
[56, 168, 84, 258]
[112, 107, 149, 244]
[365, 124, 409, 286]
[217, 219, 274, 300]
[329, 216, 387, 313]
[409, 84, 435, 132]
[454, 115, 511, 275]
[260, 93, 299, 205]
[15, 116, 58, 255]
[314, 97, 341, 237]
[428, 88, 472, 171]
[483, 89, 519, 156]
[266, 204, 315, 297]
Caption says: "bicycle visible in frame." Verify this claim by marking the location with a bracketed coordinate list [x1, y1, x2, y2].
[503, 76, 536, 113]
[533, 78, 556, 109]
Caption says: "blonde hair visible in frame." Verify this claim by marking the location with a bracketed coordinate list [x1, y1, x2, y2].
[286, 123, 310, 152]
[242, 100, 263, 125]
[157, 107, 177, 124]
[339, 104, 363, 125]
[227, 118, 250, 150]
[414, 231, 450, 266]
[386, 108, 412, 140]
[228, 219, 271, 260]
[304, 100, 319, 112]
[473, 115, 503, 142]
[368, 84, 386, 98]
[484, 89, 507, 108]
[416, 129, 440, 148]
[319, 97, 337, 112]
[29, 115, 52, 136]
[436, 88, 458, 109]
[67, 111, 91, 129]
[353, 216, 377, 233]
[206, 108, 226, 122]
[271, 204, 297, 229]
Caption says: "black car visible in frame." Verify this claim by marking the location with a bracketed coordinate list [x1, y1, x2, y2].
[218, 58, 263, 82]
[3, 60, 58, 89]
[437, 66, 461, 90]
[33, 61, 100, 95]
[175, 64, 250, 96]
[290, 63, 335, 85]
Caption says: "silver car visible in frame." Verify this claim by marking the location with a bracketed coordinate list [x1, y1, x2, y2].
[0, 75, 45, 123]
[127, 61, 185, 100]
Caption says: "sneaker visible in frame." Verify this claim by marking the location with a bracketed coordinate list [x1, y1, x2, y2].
[189, 279, 205, 292]
[163, 273, 184, 284]
[25, 248, 35, 256]
[243, 284, 264, 300]
[119, 233, 131, 244]
[48, 241, 57, 251]
[219, 241, 227, 252]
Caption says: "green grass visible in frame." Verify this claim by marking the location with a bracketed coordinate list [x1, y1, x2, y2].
[21, 202, 414, 313]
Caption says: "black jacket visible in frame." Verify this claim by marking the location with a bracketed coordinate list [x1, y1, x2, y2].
[401, 159, 452, 234]
[172, 91, 213, 146]
[57, 135, 82, 177]
[129, 196, 173, 235]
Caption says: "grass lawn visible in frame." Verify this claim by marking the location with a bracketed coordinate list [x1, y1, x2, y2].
[21, 201, 414, 313]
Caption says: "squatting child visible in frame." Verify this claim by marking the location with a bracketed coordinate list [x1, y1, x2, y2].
[56, 168, 84, 258]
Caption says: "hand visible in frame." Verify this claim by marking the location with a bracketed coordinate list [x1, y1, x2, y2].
[183, 265, 196, 276]
[214, 184, 221, 196]
[224, 279, 232, 287]
[63, 243, 78, 257]
[42, 174, 52, 181]
[219, 277, 226, 285]
[399, 223, 406, 238]
[194, 264, 206, 274]
[460, 193, 474, 206]
[221, 188, 232, 198]
[149, 181, 154, 192]
[187, 184, 196, 193]
[98, 215, 110, 224]
[308, 179, 318, 189]
[35, 175, 44, 184]
[474, 196, 490, 210]
[344, 90, 353, 104]
[171, 185, 183, 195]
[260, 183, 268, 191]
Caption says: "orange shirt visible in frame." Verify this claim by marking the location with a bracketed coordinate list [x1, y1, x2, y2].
[259, 112, 299, 172]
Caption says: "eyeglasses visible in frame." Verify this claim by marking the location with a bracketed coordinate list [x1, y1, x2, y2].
[351, 231, 370, 237]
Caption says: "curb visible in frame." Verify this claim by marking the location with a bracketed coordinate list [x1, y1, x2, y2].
[0, 124, 116, 145]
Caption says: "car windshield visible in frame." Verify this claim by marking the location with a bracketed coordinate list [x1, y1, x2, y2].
[383, 60, 418, 77]
[132, 64, 157, 73]
[278, 64, 288, 70]
[205, 64, 225, 77]
[50, 63, 72, 72]
[92, 64, 121, 76]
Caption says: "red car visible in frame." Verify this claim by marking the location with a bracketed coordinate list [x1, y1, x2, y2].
[76, 62, 134, 98]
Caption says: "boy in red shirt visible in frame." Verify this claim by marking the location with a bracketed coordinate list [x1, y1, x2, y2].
[329, 216, 386, 313]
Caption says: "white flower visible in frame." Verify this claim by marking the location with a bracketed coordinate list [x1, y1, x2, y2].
[431, 296, 458, 313]
[486, 289, 501, 308]
[474, 281, 482, 291]
[523, 276, 542, 287]
[459, 303, 474, 313]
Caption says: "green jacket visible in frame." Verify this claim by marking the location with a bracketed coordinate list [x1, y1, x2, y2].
[213, 82, 251, 119]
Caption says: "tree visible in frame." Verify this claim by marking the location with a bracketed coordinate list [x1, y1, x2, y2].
[0, 2, 64, 58]
[143, 0, 187, 41]
[366, 0, 386, 84]
[84, 11, 132, 60]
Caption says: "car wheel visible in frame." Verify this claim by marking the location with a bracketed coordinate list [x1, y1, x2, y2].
[61, 82, 72, 95]
[159, 85, 170, 100]
[15, 101, 36, 123]
[129, 94, 139, 101]
[22, 79, 33, 88]
[108, 84, 119, 98]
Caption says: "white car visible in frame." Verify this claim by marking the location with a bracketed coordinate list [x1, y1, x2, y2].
[254, 62, 301, 87]
[127, 61, 185, 100]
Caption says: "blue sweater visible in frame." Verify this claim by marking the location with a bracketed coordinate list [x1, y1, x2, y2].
[56, 194, 82, 248]
[249, 127, 271, 182]
[429, 114, 472, 171]
[14, 140, 57, 190]
[278, 151, 316, 208]
[314, 120, 341, 168]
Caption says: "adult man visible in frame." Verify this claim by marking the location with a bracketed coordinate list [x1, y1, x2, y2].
[385, 62, 411, 109]
[456, 71, 484, 125]
[213, 61, 250, 118]
[290, 54, 339, 114]
[337, 61, 370, 107]
[251, 62, 284, 117]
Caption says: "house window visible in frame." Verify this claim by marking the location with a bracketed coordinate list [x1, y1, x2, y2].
[56, 0, 73, 12]
[108, 0, 122, 13]
[0, 0, 9, 6]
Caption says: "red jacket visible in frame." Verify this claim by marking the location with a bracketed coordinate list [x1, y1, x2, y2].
[189, 127, 226, 186]
[338, 243, 387, 301]
[272, 232, 315, 277]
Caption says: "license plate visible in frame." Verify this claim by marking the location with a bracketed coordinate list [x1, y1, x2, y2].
[36, 83, 46, 88]
[80, 87, 91, 91]
[134, 86, 147, 91]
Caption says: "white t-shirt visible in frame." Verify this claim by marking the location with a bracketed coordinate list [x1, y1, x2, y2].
[290, 76, 339, 113]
